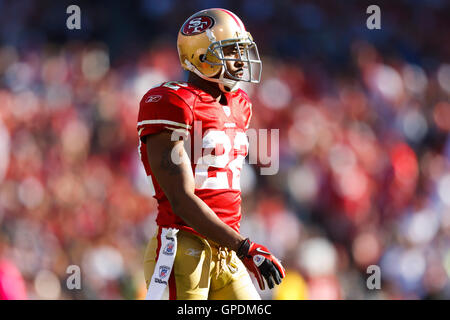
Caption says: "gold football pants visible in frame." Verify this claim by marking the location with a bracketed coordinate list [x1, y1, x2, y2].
[144, 226, 261, 300]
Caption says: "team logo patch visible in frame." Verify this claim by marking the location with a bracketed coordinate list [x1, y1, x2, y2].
[253, 255, 265, 267]
[159, 265, 171, 279]
[163, 242, 175, 256]
[182, 16, 215, 35]
[145, 95, 162, 103]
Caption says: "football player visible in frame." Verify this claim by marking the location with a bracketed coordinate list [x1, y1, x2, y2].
[137, 8, 285, 300]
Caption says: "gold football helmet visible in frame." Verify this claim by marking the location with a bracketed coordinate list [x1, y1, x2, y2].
[177, 8, 262, 92]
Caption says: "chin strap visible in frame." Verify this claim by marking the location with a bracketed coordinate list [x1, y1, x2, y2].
[184, 59, 240, 93]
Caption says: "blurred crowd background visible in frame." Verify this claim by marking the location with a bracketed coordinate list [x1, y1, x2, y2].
[0, 0, 450, 300]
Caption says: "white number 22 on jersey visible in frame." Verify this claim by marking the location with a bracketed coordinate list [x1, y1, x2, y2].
[195, 130, 248, 190]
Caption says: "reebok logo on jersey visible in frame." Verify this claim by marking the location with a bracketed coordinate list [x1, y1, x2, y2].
[145, 95, 162, 103]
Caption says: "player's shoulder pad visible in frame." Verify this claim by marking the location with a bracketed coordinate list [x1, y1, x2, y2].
[141, 81, 199, 108]
[236, 89, 251, 103]
[235, 88, 252, 104]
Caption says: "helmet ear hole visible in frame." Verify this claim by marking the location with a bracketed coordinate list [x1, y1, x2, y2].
[199, 54, 206, 62]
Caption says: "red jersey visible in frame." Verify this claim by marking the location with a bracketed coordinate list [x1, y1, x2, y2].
[137, 81, 252, 235]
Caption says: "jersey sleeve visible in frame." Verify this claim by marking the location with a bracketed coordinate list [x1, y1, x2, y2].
[137, 89, 194, 142]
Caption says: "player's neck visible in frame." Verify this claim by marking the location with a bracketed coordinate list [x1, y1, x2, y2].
[187, 73, 228, 105]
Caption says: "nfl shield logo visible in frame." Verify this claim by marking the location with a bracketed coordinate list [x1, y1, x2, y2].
[253, 255, 265, 267]
[159, 265, 170, 279]
[163, 242, 174, 255]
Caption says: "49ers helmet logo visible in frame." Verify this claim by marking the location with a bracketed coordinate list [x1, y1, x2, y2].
[182, 16, 215, 35]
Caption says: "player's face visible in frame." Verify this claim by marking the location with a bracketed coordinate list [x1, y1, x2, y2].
[222, 44, 245, 80]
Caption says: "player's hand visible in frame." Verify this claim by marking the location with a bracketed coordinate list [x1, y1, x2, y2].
[237, 238, 286, 290]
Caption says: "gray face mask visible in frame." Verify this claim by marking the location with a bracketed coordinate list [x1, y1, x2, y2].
[205, 39, 262, 85]
[183, 36, 262, 92]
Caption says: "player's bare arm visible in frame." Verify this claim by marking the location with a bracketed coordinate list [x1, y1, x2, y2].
[145, 130, 245, 252]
